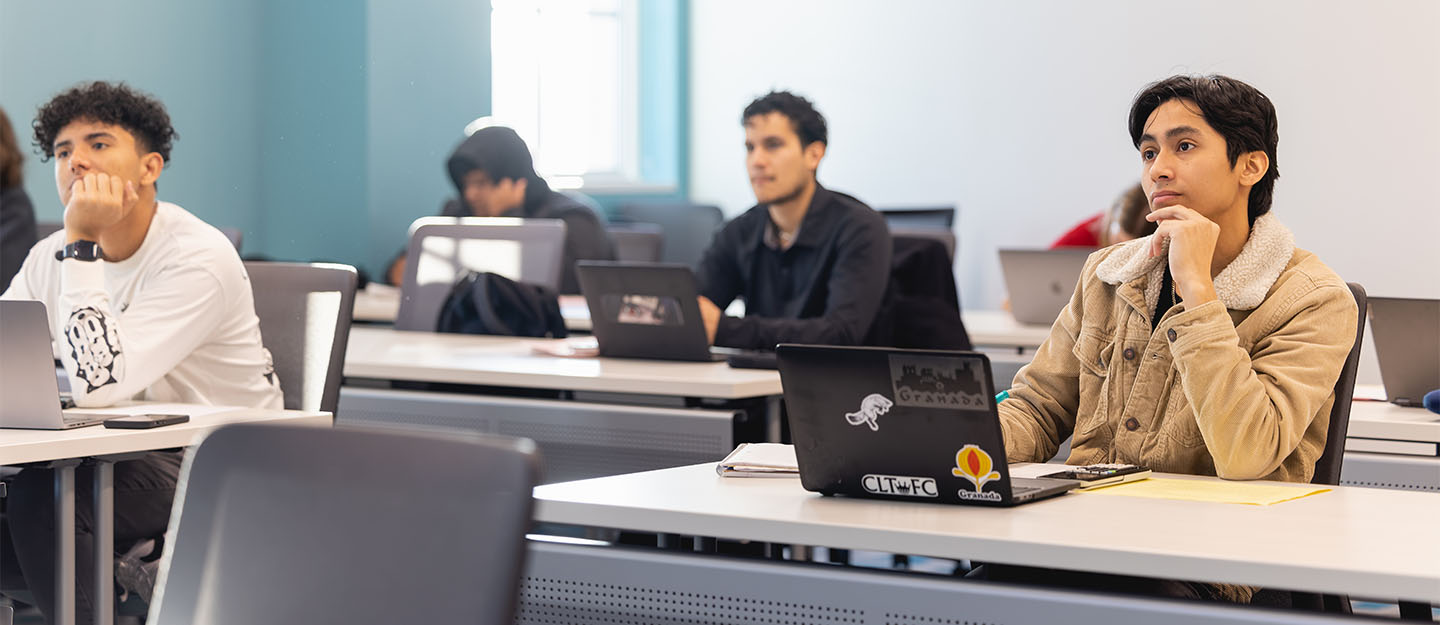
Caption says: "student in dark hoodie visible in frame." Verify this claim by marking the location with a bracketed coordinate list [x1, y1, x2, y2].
[387, 125, 616, 293]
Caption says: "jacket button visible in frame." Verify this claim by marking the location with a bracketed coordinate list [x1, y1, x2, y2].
[1123, 347, 1136, 360]
[1166, 328, 1178, 342]
[1124, 417, 1140, 431]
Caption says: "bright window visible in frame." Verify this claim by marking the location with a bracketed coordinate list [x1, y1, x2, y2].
[489, 0, 639, 189]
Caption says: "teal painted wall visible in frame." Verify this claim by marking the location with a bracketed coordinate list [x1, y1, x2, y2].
[256, 0, 369, 268]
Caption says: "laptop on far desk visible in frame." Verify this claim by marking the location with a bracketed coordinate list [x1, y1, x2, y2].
[1368, 297, 1440, 407]
[0, 300, 116, 429]
[998, 248, 1091, 325]
[776, 344, 1076, 506]
[576, 261, 729, 362]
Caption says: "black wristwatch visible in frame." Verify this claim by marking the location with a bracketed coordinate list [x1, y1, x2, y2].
[55, 240, 103, 262]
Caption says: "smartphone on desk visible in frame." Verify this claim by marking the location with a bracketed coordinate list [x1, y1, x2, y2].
[1040, 464, 1150, 489]
[103, 414, 190, 429]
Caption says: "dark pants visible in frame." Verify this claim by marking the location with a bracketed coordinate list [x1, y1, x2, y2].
[3, 451, 181, 623]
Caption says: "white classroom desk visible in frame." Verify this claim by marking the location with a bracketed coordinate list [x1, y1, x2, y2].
[1, 404, 332, 625]
[351, 283, 1053, 352]
[344, 326, 781, 399]
[533, 463, 1440, 607]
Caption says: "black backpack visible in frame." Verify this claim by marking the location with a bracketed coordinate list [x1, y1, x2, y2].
[436, 271, 569, 338]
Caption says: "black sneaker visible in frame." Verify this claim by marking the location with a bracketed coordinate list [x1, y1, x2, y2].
[115, 538, 161, 604]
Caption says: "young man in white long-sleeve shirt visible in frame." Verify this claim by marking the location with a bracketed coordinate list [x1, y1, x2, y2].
[0, 81, 281, 622]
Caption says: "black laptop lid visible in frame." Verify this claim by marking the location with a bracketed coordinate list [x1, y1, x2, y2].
[777, 344, 1016, 505]
[575, 261, 714, 361]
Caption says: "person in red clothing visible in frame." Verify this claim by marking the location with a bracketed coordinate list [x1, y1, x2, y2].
[1050, 183, 1154, 249]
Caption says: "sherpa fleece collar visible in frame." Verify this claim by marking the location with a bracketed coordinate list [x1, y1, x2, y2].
[1094, 212, 1295, 313]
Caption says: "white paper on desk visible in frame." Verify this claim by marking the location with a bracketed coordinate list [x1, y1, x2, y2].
[717, 443, 799, 477]
[1007, 462, 1073, 479]
[65, 403, 242, 418]
[530, 337, 599, 358]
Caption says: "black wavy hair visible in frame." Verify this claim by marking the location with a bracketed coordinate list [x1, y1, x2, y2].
[32, 81, 178, 165]
[1128, 74, 1279, 224]
[742, 90, 827, 147]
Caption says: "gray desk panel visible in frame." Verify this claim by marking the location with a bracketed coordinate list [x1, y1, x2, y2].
[1340, 452, 1440, 492]
[520, 540, 1365, 625]
[337, 387, 736, 484]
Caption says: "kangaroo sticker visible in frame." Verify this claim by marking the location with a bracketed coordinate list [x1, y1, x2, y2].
[845, 393, 893, 431]
[952, 444, 1004, 501]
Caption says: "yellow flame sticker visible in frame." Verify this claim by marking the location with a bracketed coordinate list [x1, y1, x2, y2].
[951, 444, 1002, 491]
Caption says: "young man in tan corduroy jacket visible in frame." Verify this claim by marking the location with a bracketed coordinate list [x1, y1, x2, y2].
[989, 74, 1358, 604]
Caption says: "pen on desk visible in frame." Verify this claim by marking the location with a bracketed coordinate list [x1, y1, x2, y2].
[995, 390, 1009, 403]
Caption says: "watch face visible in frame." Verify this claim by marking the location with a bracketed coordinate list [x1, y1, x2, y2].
[67, 240, 102, 261]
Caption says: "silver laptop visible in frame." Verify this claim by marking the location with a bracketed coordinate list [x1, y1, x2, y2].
[998, 248, 1092, 325]
[0, 300, 114, 429]
[1368, 297, 1440, 407]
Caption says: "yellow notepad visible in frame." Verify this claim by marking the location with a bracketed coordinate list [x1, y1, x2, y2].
[1079, 478, 1329, 505]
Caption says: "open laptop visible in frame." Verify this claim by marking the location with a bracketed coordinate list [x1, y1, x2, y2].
[998, 248, 1091, 325]
[776, 344, 1077, 506]
[0, 300, 115, 429]
[575, 261, 726, 362]
[1368, 297, 1440, 407]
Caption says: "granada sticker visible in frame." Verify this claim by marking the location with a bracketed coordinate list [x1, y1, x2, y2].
[951, 444, 1004, 502]
[845, 393, 893, 431]
[862, 474, 938, 498]
[887, 354, 987, 411]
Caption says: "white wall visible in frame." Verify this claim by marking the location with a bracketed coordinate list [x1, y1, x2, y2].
[690, 0, 1440, 311]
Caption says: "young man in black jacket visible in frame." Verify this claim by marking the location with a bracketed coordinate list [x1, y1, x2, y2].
[696, 91, 891, 350]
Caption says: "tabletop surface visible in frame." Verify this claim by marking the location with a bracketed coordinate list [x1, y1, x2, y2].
[345, 326, 783, 399]
[534, 462, 1440, 603]
[1347, 393, 1440, 443]
[1, 403, 332, 465]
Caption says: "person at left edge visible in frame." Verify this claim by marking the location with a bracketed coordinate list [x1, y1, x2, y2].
[1, 81, 282, 622]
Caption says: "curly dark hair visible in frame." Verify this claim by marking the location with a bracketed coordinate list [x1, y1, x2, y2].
[742, 91, 827, 147]
[1128, 74, 1279, 225]
[32, 81, 178, 165]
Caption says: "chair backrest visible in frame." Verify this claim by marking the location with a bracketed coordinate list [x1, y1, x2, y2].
[244, 261, 358, 413]
[218, 227, 243, 252]
[148, 423, 540, 625]
[606, 223, 664, 263]
[877, 206, 956, 230]
[35, 221, 63, 240]
[891, 227, 956, 261]
[396, 217, 567, 332]
[1311, 282, 1368, 486]
[612, 203, 723, 269]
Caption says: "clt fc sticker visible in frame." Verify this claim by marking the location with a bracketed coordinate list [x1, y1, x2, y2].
[845, 394, 893, 431]
[861, 474, 938, 498]
[951, 444, 1003, 502]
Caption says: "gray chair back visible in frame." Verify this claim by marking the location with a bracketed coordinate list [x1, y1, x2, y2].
[148, 423, 540, 625]
[1311, 282, 1368, 486]
[892, 227, 956, 261]
[613, 203, 723, 269]
[218, 227, 243, 252]
[244, 261, 357, 413]
[607, 223, 664, 263]
[396, 217, 567, 332]
[35, 221, 63, 240]
[877, 206, 955, 230]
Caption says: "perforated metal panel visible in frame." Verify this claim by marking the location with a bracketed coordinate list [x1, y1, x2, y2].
[337, 387, 736, 483]
[520, 540, 1359, 625]
[1340, 452, 1440, 492]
